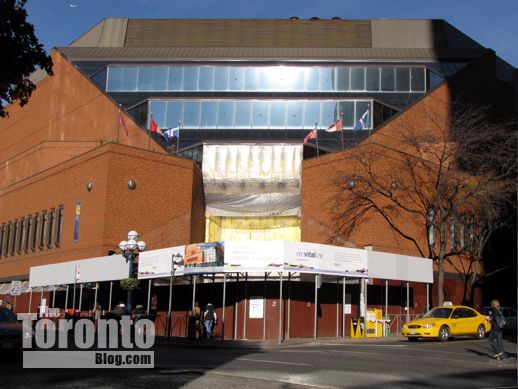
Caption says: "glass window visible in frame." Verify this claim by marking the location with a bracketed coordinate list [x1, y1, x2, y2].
[148, 101, 167, 128]
[335, 68, 350, 91]
[338, 101, 354, 128]
[4, 222, 11, 256]
[183, 67, 199, 91]
[31, 214, 39, 252]
[11, 219, 17, 256]
[428, 70, 443, 89]
[200, 101, 217, 128]
[167, 67, 183, 91]
[39, 212, 47, 251]
[258, 68, 274, 91]
[55, 206, 63, 247]
[152, 67, 168, 91]
[304, 101, 321, 129]
[396, 68, 410, 91]
[355, 101, 371, 129]
[321, 101, 338, 127]
[198, 67, 214, 91]
[121, 67, 138, 91]
[107, 67, 123, 90]
[214, 67, 229, 91]
[286, 101, 303, 128]
[304, 68, 319, 91]
[410, 68, 425, 92]
[290, 67, 305, 91]
[166, 101, 183, 129]
[24, 216, 31, 253]
[252, 101, 270, 129]
[137, 67, 154, 91]
[183, 101, 201, 128]
[17, 218, 24, 255]
[217, 101, 235, 128]
[244, 67, 259, 90]
[366, 68, 380, 91]
[380, 68, 395, 91]
[351, 67, 365, 91]
[229, 67, 244, 91]
[47, 209, 55, 249]
[320, 68, 334, 91]
[234, 101, 252, 128]
[269, 101, 286, 129]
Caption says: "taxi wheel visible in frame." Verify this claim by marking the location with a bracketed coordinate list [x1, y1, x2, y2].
[407, 337, 418, 342]
[438, 325, 450, 342]
[475, 324, 486, 339]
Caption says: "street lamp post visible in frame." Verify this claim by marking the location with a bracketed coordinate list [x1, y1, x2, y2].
[119, 230, 146, 313]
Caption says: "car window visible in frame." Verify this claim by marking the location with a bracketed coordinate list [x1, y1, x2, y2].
[423, 307, 453, 319]
[0, 307, 16, 322]
[464, 308, 477, 318]
[452, 309, 465, 319]
[503, 308, 515, 318]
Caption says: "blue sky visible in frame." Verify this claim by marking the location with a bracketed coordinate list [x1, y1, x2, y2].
[26, 0, 518, 67]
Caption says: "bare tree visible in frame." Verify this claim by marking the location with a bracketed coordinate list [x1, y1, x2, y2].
[332, 97, 516, 305]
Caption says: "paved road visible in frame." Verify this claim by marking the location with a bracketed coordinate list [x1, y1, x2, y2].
[1, 336, 516, 388]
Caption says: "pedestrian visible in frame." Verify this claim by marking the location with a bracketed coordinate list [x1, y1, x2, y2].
[203, 303, 217, 339]
[193, 301, 202, 339]
[93, 303, 101, 333]
[5, 298, 13, 312]
[487, 299, 507, 360]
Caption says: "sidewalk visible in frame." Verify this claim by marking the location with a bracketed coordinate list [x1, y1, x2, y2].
[154, 333, 406, 349]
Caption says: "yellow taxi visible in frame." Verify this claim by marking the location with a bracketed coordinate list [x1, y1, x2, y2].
[402, 304, 491, 342]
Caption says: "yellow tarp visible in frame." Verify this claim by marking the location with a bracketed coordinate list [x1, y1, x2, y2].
[206, 216, 301, 242]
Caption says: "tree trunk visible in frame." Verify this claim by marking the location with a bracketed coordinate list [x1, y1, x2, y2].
[437, 258, 445, 306]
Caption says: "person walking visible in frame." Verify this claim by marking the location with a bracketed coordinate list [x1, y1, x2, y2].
[487, 299, 508, 360]
[203, 303, 217, 339]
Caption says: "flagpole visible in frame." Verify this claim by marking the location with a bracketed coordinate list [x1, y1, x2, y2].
[148, 113, 152, 151]
[315, 122, 319, 157]
[340, 112, 344, 150]
[116, 104, 121, 144]
[176, 121, 181, 155]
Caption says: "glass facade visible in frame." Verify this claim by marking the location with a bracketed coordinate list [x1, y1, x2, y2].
[107, 65, 427, 93]
[148, 99, 380, 130]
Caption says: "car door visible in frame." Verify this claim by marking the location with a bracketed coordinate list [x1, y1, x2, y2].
[450, 308, 465, 335]
[463, 307, 480, 334]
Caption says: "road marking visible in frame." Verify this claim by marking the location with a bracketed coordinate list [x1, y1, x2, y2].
[237, 357, 310, 366]
[321, 343, 406, 347]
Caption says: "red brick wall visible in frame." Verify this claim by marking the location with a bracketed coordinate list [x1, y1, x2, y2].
[0, 50, 164, 190]
[0, 144, 203, 280]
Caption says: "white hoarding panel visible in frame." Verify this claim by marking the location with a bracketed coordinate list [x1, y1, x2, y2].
[138, 246, 185, 279]
[367, 251, 433, 283]
[30, 255, 129, 287]
[284, 242, 368, 277]
[225, 241, 284, 271]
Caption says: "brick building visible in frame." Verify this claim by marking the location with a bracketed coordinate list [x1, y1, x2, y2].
[0, 18, 515, 339]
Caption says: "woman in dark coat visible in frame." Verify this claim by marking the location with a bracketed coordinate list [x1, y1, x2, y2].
[487, 299, 507, 359]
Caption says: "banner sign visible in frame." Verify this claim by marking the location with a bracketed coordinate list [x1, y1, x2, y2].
[284, 242, 368, 276]
[138, 246, 185, 279]
[138, 241, 368, 278]
[224, 241, 284, 271]
[73, 201, 81, 243]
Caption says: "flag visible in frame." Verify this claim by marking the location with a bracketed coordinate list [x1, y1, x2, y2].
[150, 118, 164, 137]
[119, 112, 129, 137]
[303, 129, 318, 143]
[326, 117, 343, 132]
[163, 126, 180, 141]
[354, 109, 370, 130]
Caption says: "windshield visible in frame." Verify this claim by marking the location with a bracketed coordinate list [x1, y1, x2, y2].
[423, 307, 453, 319]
